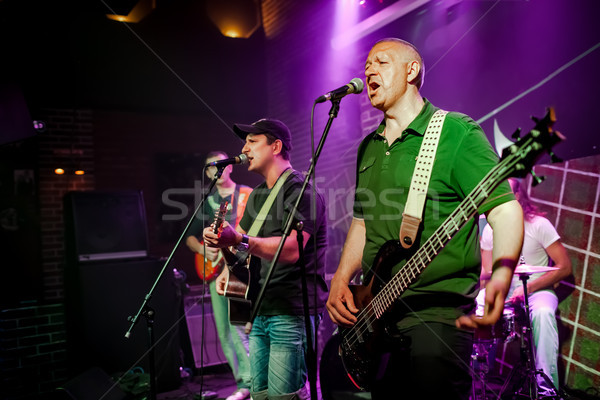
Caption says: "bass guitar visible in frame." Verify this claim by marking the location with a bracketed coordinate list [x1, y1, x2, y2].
[334, 108, 564, 390]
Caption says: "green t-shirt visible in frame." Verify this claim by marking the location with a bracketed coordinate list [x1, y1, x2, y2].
[353, 99, 515, 328]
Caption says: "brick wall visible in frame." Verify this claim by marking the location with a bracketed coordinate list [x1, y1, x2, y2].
[37, 108, 95, 301]
[0, 304, 67, 400]
[0, 108, 95, 399]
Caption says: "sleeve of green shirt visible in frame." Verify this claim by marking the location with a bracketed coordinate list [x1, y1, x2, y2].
[449, 115, 515, 214]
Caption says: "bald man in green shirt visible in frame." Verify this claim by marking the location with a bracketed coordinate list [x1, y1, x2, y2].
[326, 38, 524, 400]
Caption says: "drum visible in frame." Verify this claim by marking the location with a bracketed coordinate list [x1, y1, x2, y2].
[471, 308, 518, 400]
[474, 307, 517, 342]
[474, 289, 518, 343]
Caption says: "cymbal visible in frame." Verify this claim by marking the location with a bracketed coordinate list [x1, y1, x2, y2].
[514, 264, 559, 275]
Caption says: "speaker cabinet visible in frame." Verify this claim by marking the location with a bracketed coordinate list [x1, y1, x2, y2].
[65, 258, 181, 392]
[64, 191, 149, 262]
[55, 367, 126, 400]
[184, 288, 227, 368]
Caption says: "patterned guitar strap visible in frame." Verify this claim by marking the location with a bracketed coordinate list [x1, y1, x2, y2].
[399, 109, 448, 249]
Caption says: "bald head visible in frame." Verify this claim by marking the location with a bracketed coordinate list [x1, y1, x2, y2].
[374, 38, 425, 90]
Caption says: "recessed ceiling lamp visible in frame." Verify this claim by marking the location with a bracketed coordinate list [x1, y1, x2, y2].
[206, 0, 261, 38]
[106, 0, 156, 23]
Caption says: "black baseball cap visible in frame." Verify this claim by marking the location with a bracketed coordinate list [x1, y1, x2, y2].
[233, 118, 293, 151]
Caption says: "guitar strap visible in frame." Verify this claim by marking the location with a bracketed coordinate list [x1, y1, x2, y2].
[399, 109, 447, 249]
[246, 168, 293, 237]
[228, 185, 239, 226]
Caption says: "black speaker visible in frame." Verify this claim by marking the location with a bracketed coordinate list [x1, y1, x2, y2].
[55, 367, 127, 400]
[64, 191, 149, 262]
[64, 258, 181, 393]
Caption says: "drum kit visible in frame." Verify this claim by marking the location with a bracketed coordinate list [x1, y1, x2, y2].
[471, 265, 561, 400]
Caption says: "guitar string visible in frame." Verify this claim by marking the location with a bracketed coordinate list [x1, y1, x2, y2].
[341, 140, 531, 350]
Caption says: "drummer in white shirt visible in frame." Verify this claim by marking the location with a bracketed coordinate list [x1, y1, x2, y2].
[479, 178, 572, 395]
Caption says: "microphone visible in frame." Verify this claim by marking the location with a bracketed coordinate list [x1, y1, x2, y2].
[315, 78, 364, 103]
[205, 154, 248, 168]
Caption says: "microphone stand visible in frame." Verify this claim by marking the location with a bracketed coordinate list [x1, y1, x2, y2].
[124, 167, 225, 400]
[249, 98, 341, 400]
[295, 220, 319, 400]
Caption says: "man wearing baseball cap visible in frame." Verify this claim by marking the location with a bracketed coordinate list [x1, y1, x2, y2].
[203, 118, 328, 400]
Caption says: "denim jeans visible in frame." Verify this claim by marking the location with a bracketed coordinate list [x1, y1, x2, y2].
[209, 280, 251, 389]
[249, 314, 313, 398]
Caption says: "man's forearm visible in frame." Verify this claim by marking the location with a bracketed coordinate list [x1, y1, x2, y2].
[486, 200, 524, 290]
[245, 230, 309, 265]
[332, 218, 366, 284]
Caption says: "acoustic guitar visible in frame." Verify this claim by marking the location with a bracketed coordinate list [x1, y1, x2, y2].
[203, 200, 259, 326]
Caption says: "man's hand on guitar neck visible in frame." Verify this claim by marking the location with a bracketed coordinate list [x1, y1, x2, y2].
[203, 221, 242, 249]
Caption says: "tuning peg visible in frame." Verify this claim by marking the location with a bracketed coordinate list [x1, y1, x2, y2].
[511, 128, 522, 140]
[549, 151, 563, 164]
[530, 170, 546, 187]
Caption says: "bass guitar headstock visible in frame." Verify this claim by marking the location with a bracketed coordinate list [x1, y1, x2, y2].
[500, 107, 565, 185]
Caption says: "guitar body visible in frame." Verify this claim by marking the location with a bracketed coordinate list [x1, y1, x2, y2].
[225, 258, 253, 326]
[224, 259, 252, 299]
[319, 332, 366, 399]
[338, 240, 408, 391]
[221, 248, 260, 325]
[194, 251, 224, 282]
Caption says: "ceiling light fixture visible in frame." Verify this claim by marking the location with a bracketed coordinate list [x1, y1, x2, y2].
[206, 0, 261, 39]
[106, 0, 156, 23]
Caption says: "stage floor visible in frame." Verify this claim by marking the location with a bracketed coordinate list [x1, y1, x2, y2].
[157, 365, 238, 400]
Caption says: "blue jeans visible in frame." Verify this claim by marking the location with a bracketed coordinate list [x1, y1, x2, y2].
[249, 314, 314, 398]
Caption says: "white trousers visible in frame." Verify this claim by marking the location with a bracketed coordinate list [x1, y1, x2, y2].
[529, 290, 559, 392]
